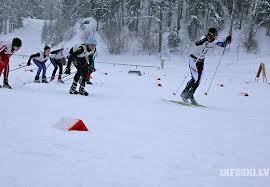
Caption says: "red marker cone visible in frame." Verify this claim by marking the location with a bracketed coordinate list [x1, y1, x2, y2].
[54, 118, 89, 131]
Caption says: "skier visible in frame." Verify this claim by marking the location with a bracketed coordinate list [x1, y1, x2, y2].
[0, 38, 22, 88]
[27, 46, 51, 83]
[64, 36, 97, 96]
[50, 48, 69, 83]
[180, 28, 232, 105]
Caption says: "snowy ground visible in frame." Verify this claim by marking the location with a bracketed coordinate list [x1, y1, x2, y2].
[0, 19, 270, 187]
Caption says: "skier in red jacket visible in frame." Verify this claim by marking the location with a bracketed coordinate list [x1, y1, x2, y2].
[0, 38, 22, 88]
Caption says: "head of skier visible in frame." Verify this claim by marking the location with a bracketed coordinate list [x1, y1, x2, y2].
[207, 27, 218, 42]
[86, 36, 97, 51]
[12, 38, 22, 51]
[44, 46, 51, 56]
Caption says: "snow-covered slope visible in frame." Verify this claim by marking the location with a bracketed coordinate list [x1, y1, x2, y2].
[0, 19, 270, 187]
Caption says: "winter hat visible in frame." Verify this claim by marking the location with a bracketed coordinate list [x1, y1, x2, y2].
[12, 38, 22, 47]
[208, 27, 218, 36]
[44, 46, 51, 51]
[87, 36, 97, 46]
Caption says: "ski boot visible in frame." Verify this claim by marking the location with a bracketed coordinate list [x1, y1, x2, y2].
[57, 79, 65, 84]
[69, 89, 79, 95]
[180, 91, 189, 103]
[188, 92, 198, 105]
[3, 79, 11, 89]
[34, 76, 41, 83]
[79, 89, 89, 96]
[79, 86, 89, 96]
[50, 77, 55, 82]
[42, 77, 48, 83]
[3, 82, 12, 89]
[57, 75, 64, 83]
[69, 81, 78, 94]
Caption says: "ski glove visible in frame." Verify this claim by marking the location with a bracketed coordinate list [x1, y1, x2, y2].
[226, 36, 232, 44]
[64, 67, 71, 75]
[27, 61, 31, 66]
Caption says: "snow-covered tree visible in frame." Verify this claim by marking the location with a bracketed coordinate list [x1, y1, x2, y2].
[168, 28, 180, 51]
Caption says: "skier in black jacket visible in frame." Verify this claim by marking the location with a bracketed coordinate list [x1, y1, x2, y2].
[64, 36, 97, 96]
[50, 48, 69, 83]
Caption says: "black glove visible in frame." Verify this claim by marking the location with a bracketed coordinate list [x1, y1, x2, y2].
[65, 67, 71, 75]
[27, 61, 31, 66]
[226, 35, 232, 44]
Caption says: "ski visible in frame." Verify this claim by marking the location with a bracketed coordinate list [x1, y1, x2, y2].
[163, 99, 206, 108]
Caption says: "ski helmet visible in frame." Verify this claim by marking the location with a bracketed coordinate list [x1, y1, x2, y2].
[12, 38, 22, 48]
[87, 36, 97, 46]
[208, 27, 218, 36]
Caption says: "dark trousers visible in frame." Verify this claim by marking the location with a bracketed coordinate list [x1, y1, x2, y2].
[51, 58, 63, 79]
[184, 61, 204, 94]
[71, 58, 90, 90]
[33, 59, 46, 78]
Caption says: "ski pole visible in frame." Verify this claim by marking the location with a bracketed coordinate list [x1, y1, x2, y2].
[204, 47, 227, 96]
[25, 67, 38, 72]
[23, 76, 53, 85]
[173, 75, 187, 96]
[61, 71, 77, 80]
[12, 54, 30, 58]
[9, 65, 28, 72]
[23, 79, 37, 85]
[63, 76, 74, 83]
[46, 62, 52, 69]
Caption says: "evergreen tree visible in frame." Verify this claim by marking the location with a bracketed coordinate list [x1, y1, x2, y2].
[168, 28, 180, 51]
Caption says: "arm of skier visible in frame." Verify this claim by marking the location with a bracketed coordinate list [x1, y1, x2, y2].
[65, 47, 84, 74]
[195, 37, 208, 46]
[51, 49, 62, 55]
[88, 55, 95, 72]
[27, 53, 40, 66]
[0, 46, 7, 53]
[216, 36, 232, 47]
